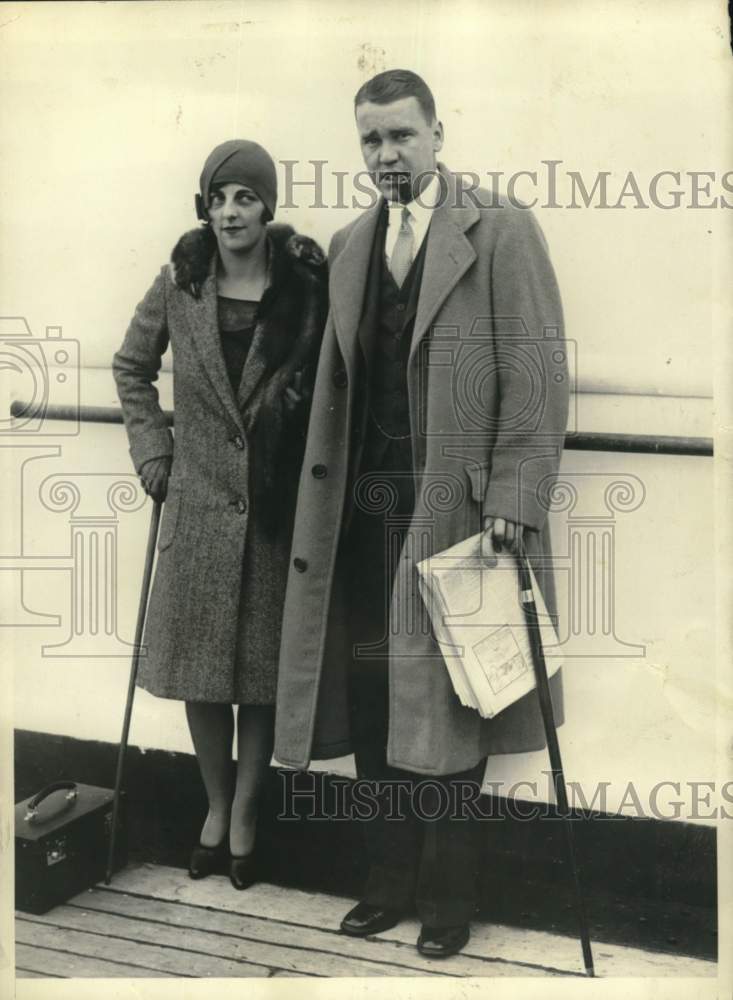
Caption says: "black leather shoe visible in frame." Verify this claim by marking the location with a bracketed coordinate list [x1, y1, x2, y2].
[229, 851, 259, 891]
[188, 840, 228, 880]
[417, 923, 470, 958]
[340, 901, 403, 937]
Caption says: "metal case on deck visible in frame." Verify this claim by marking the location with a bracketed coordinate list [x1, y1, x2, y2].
[15, 781, 127, 915]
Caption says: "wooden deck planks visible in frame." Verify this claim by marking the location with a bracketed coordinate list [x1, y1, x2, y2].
[19, 896, 448, 979]
[107, 862, 352, 928]
[15, 938, 184, 978]
[15, 862, 718, 980]
[15, 916, 269, 978]
[15, 960, 62, 979]
[101, 863, 718, 977]
[77, 887, 488, 977]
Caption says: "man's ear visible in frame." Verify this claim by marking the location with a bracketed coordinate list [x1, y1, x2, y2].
[433, 120, 444, 153]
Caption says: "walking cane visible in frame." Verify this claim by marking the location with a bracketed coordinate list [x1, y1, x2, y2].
[105, 499, 162, 884]
[516, 538, 595, 978]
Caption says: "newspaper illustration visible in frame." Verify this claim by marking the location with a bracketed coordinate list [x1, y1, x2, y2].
[416, 533, 563, 719]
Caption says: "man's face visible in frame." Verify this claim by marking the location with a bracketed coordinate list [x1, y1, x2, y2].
[355, 96, 443, 204]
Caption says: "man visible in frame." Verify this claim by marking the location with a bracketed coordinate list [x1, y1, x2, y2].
[275, 69, 569, 957]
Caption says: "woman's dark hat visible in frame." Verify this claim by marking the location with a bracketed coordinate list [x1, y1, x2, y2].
[195, 139, 277, 221]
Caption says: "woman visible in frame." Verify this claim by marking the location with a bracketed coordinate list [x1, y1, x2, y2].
[113, 139, 326, 888]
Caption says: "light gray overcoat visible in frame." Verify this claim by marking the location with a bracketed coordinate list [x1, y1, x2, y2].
[275, 166, 570, 774]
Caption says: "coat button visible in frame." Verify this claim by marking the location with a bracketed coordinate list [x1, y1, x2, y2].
[232, 496, 247, 514]
[230, 434, 245, 450]
[311, 464, 327, 479]
[332, 369, 347, 388]
[293, 557, 308, 572]
[396, 302, 406, 312]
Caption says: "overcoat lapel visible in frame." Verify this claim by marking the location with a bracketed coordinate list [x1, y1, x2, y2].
[409, 166, 480, 363]
[185, 262, 246, 434]
[183, 241, 276, 430]
[236, 236, 281, 417]
[236, 321, 269, 415]
[328, 199, 384, 374]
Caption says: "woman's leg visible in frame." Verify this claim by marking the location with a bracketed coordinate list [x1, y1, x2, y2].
[185, 702, 235, 847]
[229, 704, 275, 857]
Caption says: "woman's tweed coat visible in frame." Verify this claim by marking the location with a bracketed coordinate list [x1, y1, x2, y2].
[113, 224, 327, 704]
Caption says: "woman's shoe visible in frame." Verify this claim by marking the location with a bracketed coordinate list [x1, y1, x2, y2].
[188, 840, 228, 880]
[229, 850, 259, 891]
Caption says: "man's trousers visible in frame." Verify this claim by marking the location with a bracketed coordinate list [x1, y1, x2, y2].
[343, 435, 486, 927]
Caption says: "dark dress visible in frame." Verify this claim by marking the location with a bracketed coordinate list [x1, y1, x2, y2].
[218, 295, 285, 706]
[218, 296, 258, 391]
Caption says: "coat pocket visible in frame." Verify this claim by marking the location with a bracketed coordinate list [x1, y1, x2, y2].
[463, 460, 492, 503]
[157, 488, 181, 552]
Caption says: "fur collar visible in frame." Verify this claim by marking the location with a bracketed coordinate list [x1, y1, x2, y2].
[169, 223, 327, 538]
[169, 223, 326, 299]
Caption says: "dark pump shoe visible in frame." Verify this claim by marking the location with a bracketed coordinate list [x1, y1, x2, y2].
[188, 840, 228, 880]
[340, 901, 404, 937]
[417, 923, 471, 958]
[229, 852, 259, 891]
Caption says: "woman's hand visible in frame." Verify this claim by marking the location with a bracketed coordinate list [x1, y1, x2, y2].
[139, 455, 172, 503]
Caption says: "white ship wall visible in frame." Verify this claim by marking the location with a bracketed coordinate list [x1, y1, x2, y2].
[2, 1, 727, 827]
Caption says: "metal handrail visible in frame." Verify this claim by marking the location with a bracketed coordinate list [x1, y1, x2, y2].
[9, 400, 714, 456]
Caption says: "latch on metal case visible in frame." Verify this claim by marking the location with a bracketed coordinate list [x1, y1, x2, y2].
[46, 837, 67, 866]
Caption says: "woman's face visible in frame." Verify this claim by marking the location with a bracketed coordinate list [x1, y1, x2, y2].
[208, 183, 267, 254]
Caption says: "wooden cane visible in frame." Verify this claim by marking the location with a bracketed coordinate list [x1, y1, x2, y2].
[516, 538, 595, 978]
[105, 499, 162, 884]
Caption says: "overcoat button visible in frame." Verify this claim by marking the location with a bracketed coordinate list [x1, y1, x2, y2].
[231, 434, 245, 450]
[396, 302, 405, 312]
[293, 557, 308, 572]
[332, 369, 347, 388]
[232, 497, 247, 514]
[312, 464, 327, 479]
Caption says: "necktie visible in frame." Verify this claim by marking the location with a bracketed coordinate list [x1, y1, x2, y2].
[389, 207, 414, 288]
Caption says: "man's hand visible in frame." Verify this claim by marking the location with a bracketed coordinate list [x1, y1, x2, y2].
[139, 455, 172, 503]
[481, 516, 524, 559]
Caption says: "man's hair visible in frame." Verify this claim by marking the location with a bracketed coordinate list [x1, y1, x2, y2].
[354, 69, 437, 124]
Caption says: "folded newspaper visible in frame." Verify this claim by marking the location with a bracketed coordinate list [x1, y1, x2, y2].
[416, 533, 562, 719]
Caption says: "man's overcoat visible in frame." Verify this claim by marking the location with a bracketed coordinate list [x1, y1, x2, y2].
[275, 166, 570, 774]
